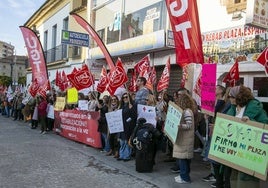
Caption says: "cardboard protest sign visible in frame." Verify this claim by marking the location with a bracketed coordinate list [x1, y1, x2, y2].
[201, 63, 216, 116]
[208, 113, 268, 180]
[54, 97, 66, 111]
[67, 87, 78, 104]
[164, 101, 183, 144]
[137, 104, 157, 127]
[105, 109, 124, 134]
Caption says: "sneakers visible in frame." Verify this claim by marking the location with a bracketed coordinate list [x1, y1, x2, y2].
[170, 166, 180, 173]
[41, 131, 47, 135]
[194, 148, 203, 153]
[202, 173, 216, 182]
[211, 182, 216, 188]
[175, 175, 190, 184]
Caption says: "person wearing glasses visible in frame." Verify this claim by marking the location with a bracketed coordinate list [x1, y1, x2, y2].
[135, 77, 149, 105]
[226, 85, 268, 188]
[117, 93, 137, 161]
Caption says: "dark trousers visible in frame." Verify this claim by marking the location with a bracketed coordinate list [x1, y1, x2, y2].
[213, 163, 232, 188]
[47, 118, 54, 131]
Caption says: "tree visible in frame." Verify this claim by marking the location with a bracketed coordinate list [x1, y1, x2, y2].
[0, 76, 12, 86]
[18, 76, 26, 85]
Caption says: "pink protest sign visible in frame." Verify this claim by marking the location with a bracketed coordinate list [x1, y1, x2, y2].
[201, 64, 217, 115]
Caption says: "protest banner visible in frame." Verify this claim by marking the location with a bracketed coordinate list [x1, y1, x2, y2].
[201, 63, 216, 116]
[67, 87, 78, 104]
[59, 110, 102, 148]
[208, 113, 268, 180]
[137, 104, 156, 127]
[54, 97, 66, 111]
[105, 109, 124, 134]
[164, 101, 183, 144]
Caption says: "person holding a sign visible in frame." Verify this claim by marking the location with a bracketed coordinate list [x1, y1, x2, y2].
[117, 93, 137, 161]
[173, 93, 196, 184]
[226, 85, 268, 188]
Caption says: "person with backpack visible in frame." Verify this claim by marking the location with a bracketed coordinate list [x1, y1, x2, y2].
[130, 118, 161, 172]
[173, 93, 196, 184]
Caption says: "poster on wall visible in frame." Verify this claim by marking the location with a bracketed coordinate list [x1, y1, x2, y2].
[208, 113, 268, 180]
[246, 0, 268, 30]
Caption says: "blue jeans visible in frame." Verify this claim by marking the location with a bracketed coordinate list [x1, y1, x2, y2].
[5, 106, 10, 117]
[179, 159, 191, 182]
[119, 139, 132, 160]
[101, 133, 110, 152]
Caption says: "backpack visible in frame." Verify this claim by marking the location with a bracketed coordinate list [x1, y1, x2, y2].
[133, 124, 153, 151]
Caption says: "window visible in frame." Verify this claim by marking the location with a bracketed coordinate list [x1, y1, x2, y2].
[44, 31, 48, 51]
[72, 46, 81, 58]
[62, 17, 69, 58]
[52, 25, 57, 61]
[253, 77, 268, 97]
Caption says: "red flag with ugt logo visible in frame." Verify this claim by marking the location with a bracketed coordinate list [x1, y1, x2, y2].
[157, 57, 171, 92]
[20, 26, 48, 87]
[96, 66, 108, 93]
[67, 64, 94, 91]
[107, 58, 128, 95]
[222, 60, 240, 87]
[134, 54, 150, 74]
[28, 78, 40, 97]
[165, 0, 204, 67]
[256, 47, 268, 75]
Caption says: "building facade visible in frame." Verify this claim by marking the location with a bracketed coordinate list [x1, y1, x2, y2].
[0, 41, 14, 58]
[24, 0, 268, 109]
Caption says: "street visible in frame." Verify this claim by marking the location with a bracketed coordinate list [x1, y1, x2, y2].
[0, 116, 212, 188]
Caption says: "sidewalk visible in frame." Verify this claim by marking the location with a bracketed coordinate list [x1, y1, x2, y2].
[1, 115, 213, 188]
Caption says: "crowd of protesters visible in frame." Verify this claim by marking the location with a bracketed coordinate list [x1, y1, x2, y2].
[0, 77, 267, 187]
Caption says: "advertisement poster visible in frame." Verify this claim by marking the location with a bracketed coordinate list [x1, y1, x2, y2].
[164, 101, 183, 144]
[208, 113, 268, 180]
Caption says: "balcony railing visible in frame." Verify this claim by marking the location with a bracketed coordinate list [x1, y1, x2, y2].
[44, 44, 68, 64]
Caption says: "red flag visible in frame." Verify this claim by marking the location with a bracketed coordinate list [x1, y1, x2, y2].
[96, 66, 108, 93]
[134, 54, 150, 74]
[107, 58, 128, 95]
[70, 13, 115, 70]
[157, 57, 171, 92]
[20, 26, 48, 87]
[59, 70, 68, 91]
[150, 66, 157, 85]
[165, 0, 204, 67]
[38, 80, 51, 99]
[128, 70, 137, 92]
[222, 60, 240, 87]
[256, 47, 268, 75]
[67, 64, 94, 91]
[28, 79, 40, 97]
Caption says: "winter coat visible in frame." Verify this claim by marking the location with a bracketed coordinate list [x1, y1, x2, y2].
[173, 109, 195, 159]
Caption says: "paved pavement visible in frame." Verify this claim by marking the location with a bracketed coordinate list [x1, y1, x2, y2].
[0, 115, 215, 188]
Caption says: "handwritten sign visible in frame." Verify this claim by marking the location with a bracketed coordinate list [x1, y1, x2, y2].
[164, 101, 183, 144]
[201, 63, 216, 116]
[54, 97, 66, 111]
[137, 104, 157, 127]
[208, 113, 268, 180]
[67, 87, 78, 104]
[105, 109, 124, 134]
[78, 100, 88, 110]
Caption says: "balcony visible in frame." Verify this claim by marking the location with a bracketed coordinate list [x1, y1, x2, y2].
[44, 44, 68, 64]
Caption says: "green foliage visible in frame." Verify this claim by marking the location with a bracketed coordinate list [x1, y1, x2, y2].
[0, 76, 12, 86]
[18, 76, 26, 85]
